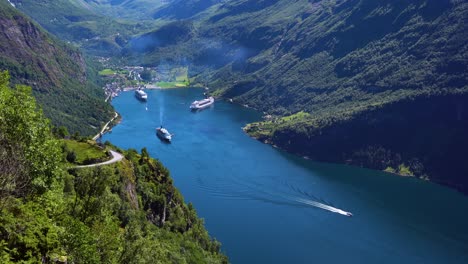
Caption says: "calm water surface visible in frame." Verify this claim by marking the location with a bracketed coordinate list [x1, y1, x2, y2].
[103, 89, 468, 264]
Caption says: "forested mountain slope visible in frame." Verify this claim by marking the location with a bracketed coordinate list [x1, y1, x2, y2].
[126, 0, 468, 191]
[79, 0, 170, 19]
[152, 0, 223, 20]
[0, 0, 113, 135]
[128, 0, 466, 113]
[11, 0, 157, 55]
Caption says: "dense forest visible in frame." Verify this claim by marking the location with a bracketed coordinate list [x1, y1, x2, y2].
[0, 0, 114, 135]
[0, 71, 227, 263]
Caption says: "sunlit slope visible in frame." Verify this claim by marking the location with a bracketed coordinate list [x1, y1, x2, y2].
[13, 0, 157, 55]
[78, 0, 170, 19]
[0, 0, 113, 135]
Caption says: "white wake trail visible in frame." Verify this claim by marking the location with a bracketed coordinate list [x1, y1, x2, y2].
[293, 197, 353, 216]
[159, 94, 164, 125]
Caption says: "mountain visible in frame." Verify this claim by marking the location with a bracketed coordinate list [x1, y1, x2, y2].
[79, 0, 170, 19]
[125, 0, 468, 192]
[0, 0, 113, 135]
[12, 0, 221, 55]
[71, 0, 216, 20]
[11, 0, 158, 55]
[152, 0, 223, 20]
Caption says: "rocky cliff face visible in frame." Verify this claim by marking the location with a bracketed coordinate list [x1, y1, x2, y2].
[0, 1, 112, 135]
[0, 15, 86, 88]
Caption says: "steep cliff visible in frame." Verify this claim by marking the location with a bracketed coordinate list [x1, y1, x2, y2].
[0, 0, 113, 135]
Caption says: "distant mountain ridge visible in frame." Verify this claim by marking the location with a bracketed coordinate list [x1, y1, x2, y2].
[0, 0, 113, 135]
[79, 0, 171, 19]
[11, 0, 161, 55]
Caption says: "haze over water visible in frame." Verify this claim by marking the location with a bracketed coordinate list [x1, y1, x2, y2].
[103, 88, 468, 264]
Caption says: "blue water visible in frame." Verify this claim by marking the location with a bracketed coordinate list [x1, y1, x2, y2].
[103, 89, 468, 264]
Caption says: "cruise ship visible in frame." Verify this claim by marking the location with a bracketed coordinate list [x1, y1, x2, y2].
[190, 97, 214, 111]
[156, 126, 172, 142]
[135, 89, 148, 101]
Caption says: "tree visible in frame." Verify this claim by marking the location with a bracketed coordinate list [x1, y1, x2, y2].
[0, 71, 61, 199]
[55, 126, 70, 138]
[141, 147, 149, 159]
[66, 150, 77, 163]
[72, 131, 81, 140]
[140, 69, 153, 82]
[71, 166, 114, 223]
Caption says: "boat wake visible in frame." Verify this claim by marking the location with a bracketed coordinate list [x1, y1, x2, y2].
[196, 176, 353, 217]
[292, 197, 352, 216]
[159, 94, 164, 124]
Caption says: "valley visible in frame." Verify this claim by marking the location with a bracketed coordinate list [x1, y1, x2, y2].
[0, 0, 467, 263]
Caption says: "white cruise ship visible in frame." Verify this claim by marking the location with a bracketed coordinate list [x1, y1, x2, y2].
[135, 89, 148, 101]
[156, 126, 172, 142]
[190, 97, 214, 111]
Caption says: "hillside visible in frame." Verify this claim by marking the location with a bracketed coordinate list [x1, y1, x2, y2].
[63, 0, 215, 21]
[79, 0, 170, 19]
[127, 0, 467, 112]
[11, 0, 158, 55]
[152, 0, 222, 20]
[0, 0, 113, 135]
[0, 75, 227, 263]
[125, 0, 468, 191]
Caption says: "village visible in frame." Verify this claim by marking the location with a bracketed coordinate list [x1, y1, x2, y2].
[97, 60, 191, 102]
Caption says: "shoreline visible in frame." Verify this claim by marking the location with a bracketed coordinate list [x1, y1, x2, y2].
[92, 112, 119, 141]
[240, 128, 468, 195]
[242, 126, 422, 178]
[122, 85, 190, 92]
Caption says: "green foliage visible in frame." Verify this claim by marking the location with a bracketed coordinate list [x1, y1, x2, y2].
[140, 69, 153, 82]
[0, 76, 227, 262]
[397, 164, 414, 177]
[61, 140, 109, 165]
[0, 200, 63, 263]
[66, 150, 77, 163]
[99, 69, 117, 76]
[54, 126, 70, 139]
[384, 164, 415, 177]
[15, 0, 160, 56]
[156, 81, 189, 88]
[58, 149, 227, 263]
[0, 4, 114, 136]
[0, 71, 61, 198]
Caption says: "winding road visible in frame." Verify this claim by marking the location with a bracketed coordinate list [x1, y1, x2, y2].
[93, 112, 119, 141]
[75, 150, 124, 168]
